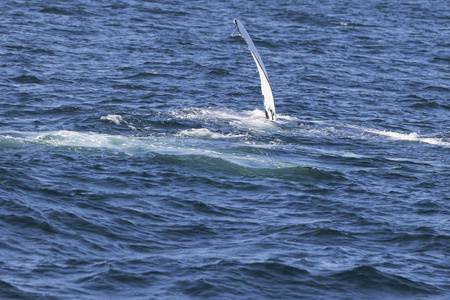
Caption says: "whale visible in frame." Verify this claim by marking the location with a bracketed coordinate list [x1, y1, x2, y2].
[234, 19, 276, 121]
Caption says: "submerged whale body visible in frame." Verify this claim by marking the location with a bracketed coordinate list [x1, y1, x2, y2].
[234, 19, 277, 121]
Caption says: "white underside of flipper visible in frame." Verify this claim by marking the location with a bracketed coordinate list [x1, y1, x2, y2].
[234, 19, 276, 121]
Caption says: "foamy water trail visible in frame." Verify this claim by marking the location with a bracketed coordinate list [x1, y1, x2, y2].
[0, 129, 293, 169]
[1, 108, 447, 175]
[366, 129, 450, 147]
[175, 128, 248, 139]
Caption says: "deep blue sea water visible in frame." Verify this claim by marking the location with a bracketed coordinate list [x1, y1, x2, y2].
[1, 0, 449, 299]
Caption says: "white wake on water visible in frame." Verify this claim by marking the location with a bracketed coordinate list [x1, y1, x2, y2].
[1, 107, 448, 172]
[101, 114, 136, 130]
[18, 129, 297, 169]
[365, 129, 450, 147]
[175, 128, 247, 139]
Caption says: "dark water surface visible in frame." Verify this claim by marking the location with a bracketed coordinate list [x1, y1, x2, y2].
[1, 0, 449, 299]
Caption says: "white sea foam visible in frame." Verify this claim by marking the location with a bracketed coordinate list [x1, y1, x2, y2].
[176, 128, 246, 139]
[101, 114, 124, 125]
[168, 107, 275, 128]
[35, 130, 132, 149]
[100, 114, 136, 130]
[26, 130, 292, 169]
[296, 121, 450, 147]
[367, 129, 450, 147]
[2, 108, 448, 174]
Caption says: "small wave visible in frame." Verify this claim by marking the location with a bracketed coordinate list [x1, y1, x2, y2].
[339, 22, 366, 27]
[410, 101, 443, 109]
[207, 67, 231, 76]
[165, 155, 342, 182]
[39, 7, 73, 15]
[241, 262, 310, 278]
[0, 279, 41, 299]
[332, 265, 439, 295]
[2, 213, 58, 234]
[300, 227, 354, 239]
[113, 84, 146, 90]
[423, 85, 449, 92]
[10, 75, 42, 84]
[125, 71, 161, 79]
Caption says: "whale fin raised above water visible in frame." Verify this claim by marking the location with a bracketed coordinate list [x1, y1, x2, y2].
[234, 19, 276, 121]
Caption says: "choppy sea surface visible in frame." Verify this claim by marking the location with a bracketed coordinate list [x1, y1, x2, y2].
[1, 0, 449, 299]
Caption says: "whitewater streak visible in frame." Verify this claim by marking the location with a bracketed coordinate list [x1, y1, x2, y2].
[1, 110, 448, 171]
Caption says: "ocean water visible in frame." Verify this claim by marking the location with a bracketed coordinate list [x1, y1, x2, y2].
[1, 0, 449, 299]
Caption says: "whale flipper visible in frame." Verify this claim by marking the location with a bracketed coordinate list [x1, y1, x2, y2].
[234, 19, 276, 121]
